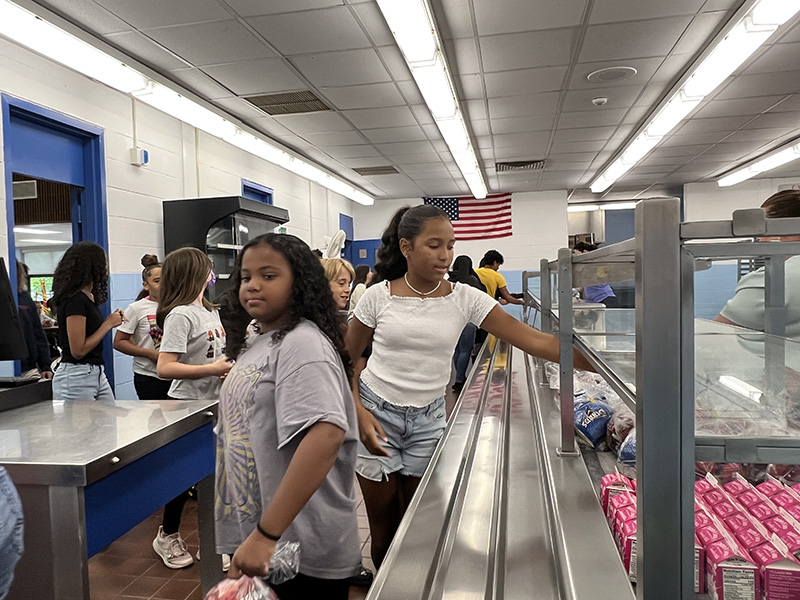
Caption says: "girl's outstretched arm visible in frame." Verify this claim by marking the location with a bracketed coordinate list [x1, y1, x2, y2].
[480, 306, 594, 371]
[156, 352, 232, 379]
[228, 421, 345, 578]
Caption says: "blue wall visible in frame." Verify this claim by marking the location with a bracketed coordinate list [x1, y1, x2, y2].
[604, 209, 635, 245]
[694, 263, 738, 320]
[109, 273, 142, 399]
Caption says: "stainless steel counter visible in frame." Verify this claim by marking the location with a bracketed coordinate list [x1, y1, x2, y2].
[0, 399, 220, 600]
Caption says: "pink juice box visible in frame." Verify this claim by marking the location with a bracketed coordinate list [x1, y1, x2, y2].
[696, 536, 706, 594]
[764, 515, 795, 537]
[735, 526, 768, 551]
[724, 477, 752, 497]
[696, 478, 716, 496]
[773, 491, 800, 510]
[712, 500, 740, 520]
[600, 472, 632, 513]
[696, 510, 714, 529]
[705, 488, 728, 506]
[749, 502, 778, 521]
[792, 483, 800, 496]
[750, 540, 800, 600]
[756, 479, 783, 498]
[726, 512, 755, 532]
[787, 504, 800, 523]
[607, 491, 636, 523]
[737, 489, 764, 509]
[619, 519, 637, 582]
[613, 504, 638, 547]
[698, 523, 724, 547]
[778, 529, 800, 558]
[705, 538, 760, 600]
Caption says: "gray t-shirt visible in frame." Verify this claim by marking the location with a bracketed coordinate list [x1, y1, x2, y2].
[159, 305, 226, 400]
[214, 320, 361, 580]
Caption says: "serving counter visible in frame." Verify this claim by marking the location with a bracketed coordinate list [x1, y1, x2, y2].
[0, 398, 219, 599]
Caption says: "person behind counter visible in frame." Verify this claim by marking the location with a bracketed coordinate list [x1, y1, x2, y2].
[50, 242, 125, 401]
[572, 242, 618, 307]
[475, 249, 525, 305]
[154, 247, 233, 570]
[113, 254, 171, 400]
[16, 261, 53, 379]
[345, 205, 592, 568]
[218, 234, 361, 599]
[715, 190, 800, 335]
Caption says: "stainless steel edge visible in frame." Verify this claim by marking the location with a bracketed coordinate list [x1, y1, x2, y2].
[685, 241, 800, 259]
[571, 239, 636, 263]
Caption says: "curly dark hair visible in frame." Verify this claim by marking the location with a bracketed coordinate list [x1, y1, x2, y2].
[373, 204, 449, 283]
[50, 241, 109, 306]
[222, 233, 353, 379]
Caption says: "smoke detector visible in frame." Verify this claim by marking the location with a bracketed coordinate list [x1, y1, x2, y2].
[586, 66, 638, 83]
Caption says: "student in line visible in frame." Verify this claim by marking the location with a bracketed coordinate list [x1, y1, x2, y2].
[321, 257, 355, 314]
[16, 261, 53, 380]
[51, 241, 125, 401]
[217, 234, 361, 599]
[152, 247, 233, 570]
[346, 205, 591, 568]
[113, 254, 171, 399]
[348, 264, 373, 319]
[475, 249, 525, 305]
[448, 255, 486, 392]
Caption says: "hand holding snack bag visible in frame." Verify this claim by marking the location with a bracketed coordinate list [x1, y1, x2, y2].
[204, 577, 277, 600]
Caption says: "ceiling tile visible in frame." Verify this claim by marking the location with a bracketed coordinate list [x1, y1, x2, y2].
[363, 126, 428, 144]
[338, 156, 394, 168]
[202, 59, 305, 95]
[492, 131, 550, 148]
[291, 49, 391, 86]
[770, 94, 800, 112]
[545, 151, 598, 162]
[392, 152, 442, 165]
[443, 39, 481, 75]
[589, 0, 704, 25]
[561, 85, 644, 112]
[714, 71, 800, 100]
[650, 54, 691, 84]
[462, 99, 488, 120]
[42, 0, 130, 34]
[474, 0, 587, 35]
[550, 140, 608, 154]
[401, 163, 451, 176]
[724, 127, 798, 143]
[745, 43, 800, 76]
[142, 20, 275, 66]
[350, 2, 395, 46]
[376, 46, 413, 81]
[431, 139, 449, 152]
[484, 66, 568, 98]
[303, 130, 366, 146]
[96, 0, 230, 28]
[491, 115, 556, 133]
[661, 131, 728, 146]
[212, 97, 268, 120]
[671, 11, 728, 56]
[223, 0, 344, 16]
[634, 85, 667, 108]
[693, 96, 788, 118]
[558, 108, 628, 129]
[324, 145, 381, 159]
[273, 112, 354, 133]
[569, 57, 664, 90]
[343, 106, 417, 129]
[675, 115, 753, 134]
[396, 80, 425, 104]
[421, 123, 442, 139]
[649, 144, 710, 157]
[248, 117, 294, 137]
[579, 17, 694, 62]
[479, 29, 579, 73]
[777, 21, 800, 44]
[247, 7, 371, 54]
[437, 0, 475, 39]
[319, 82, 405, 110]
[621, 106, 650, 125]
[488, 92, 561, 118]
[376, 141, 437, 156]
[552, 126, 616, 142]
[169, 68, 233, 99]
[458, 74, 486, 100]
[494, 146, 551, 160]
[470, 120, 490, 137]
[410, 105, 434, 124]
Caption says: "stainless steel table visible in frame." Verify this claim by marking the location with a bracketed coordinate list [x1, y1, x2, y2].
[0, 399, 219, 599]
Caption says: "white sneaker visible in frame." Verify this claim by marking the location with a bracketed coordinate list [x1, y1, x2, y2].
[153, 526, 194, 569]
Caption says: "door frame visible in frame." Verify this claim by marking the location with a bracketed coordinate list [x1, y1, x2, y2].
[2, 94, 112, 382]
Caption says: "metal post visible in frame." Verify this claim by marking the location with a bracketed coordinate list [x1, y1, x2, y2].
[635, 198, 693, 599]
[763, 256, 786, 413]
[197, 474, 222, 594]
[540, 258, 552, 334]
[557, 248, 578, 457]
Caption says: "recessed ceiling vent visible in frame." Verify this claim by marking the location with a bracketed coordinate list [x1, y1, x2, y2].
[352, 166, 399, 176]
[243, 90, 331, 116]
[586, 66, 638, 83]
[496, 160, 546, 172]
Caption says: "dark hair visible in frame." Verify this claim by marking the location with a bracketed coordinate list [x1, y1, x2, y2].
[373, 204, 449, 283]
[352, 264, 371, 289]
[135, 254, 161, 301]
[573, 241, 598, 252]
[479, 250, 504, 268]
[762, 190, 800, 219]
[222, 233, 353, 379]
[450, 255, 474, 283]
[16, 261, 28, 294]
[156, 247, 216, 328]
[51, 241, 108, 307]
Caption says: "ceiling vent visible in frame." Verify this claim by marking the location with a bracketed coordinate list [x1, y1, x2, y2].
[496, 160, 546, 172]
[352, 166, 399, 176]
[12, 180, 37, 200]
[243, 91, 331, 116]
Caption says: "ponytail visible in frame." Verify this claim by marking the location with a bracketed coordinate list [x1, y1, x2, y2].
[373, 204, 449, 283]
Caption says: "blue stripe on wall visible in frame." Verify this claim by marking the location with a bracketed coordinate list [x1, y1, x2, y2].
[694, 263, 738, 320]
[110, 273, 142, 399]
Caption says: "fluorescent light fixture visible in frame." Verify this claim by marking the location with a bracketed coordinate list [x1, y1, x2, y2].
[590, 0, 800, 193]
[18, 238, 70, 245]
[567, 202, 636, 213]
[0, 0, 374, 206]
[718, 140, 800, 187]
[568, 204, 599, 213]
[13, 227, 62, 235]
[377, 0, 487, 199]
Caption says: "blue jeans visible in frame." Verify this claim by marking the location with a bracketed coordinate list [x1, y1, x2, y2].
[453, 323, 477, 385]
[0, 467, 23, 600]
[52, 363, 115, 401]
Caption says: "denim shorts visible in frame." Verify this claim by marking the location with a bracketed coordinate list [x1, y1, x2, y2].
[53, 363, 115, 402]
[356, 381, 446, 481]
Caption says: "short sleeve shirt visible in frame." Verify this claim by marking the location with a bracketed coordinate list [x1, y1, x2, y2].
[354, 281, 498, 407]
[118, 298, 163, 378]
[160, 305, 226, 399]
[475, 267, 508, 299]
[57, 291, 104, 365]
[214, 320, 361, 580]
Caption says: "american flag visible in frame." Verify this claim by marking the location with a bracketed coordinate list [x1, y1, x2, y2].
[423, 194, 512, 241]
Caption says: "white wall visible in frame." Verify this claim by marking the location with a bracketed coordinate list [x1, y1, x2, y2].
[685, 178, 800, 222]
[353, 191, 568, 271]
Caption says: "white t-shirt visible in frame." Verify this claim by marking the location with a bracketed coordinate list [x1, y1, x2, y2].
[118, 298, 163, 378]
[354, 281, 498, 407]
[160, 304, 227, 400]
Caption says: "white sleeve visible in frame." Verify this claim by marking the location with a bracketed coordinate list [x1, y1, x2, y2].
[461, 284, 499, 327]
[353, 284, 383, 329]
[117, 303, 139, 335]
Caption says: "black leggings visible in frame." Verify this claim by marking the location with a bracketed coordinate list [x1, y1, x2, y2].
[270, 573, 350, 600]
[160, 392, 191, 535]
[133, 373, 172, 400]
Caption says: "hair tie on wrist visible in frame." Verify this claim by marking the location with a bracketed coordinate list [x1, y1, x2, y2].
[256, 522, 281, 541]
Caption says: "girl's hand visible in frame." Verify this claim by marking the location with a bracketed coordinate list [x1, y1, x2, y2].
[210, 357, 234, 377]
[356, 405, 391, 457]
[105, 309, 125, 328]
[228, 530, 276, 579]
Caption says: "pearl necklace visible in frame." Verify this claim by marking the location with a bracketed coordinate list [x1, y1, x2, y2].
[404, 273, 441, 296]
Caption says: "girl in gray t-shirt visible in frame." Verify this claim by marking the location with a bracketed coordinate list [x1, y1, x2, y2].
[216, 233, 360, 600]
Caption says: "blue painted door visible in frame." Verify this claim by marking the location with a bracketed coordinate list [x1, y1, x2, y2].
[350, 239, 382, 268]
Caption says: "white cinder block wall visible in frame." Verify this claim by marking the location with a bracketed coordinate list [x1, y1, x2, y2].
[0, 37, 357, 395]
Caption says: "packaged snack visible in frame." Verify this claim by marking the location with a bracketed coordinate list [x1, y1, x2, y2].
[204, 577, 278, 600]
[617, 428, 636, 467]
[573, 398, 612, 449]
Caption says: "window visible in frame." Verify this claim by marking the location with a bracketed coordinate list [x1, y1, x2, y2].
[241, 179, 273, 205]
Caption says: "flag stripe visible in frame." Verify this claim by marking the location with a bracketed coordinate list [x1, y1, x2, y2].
[423, 194, 512, 240]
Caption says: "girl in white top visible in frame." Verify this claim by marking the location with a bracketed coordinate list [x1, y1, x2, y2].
[346, 204, 591, 568]
[113, 254, 172, 400]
